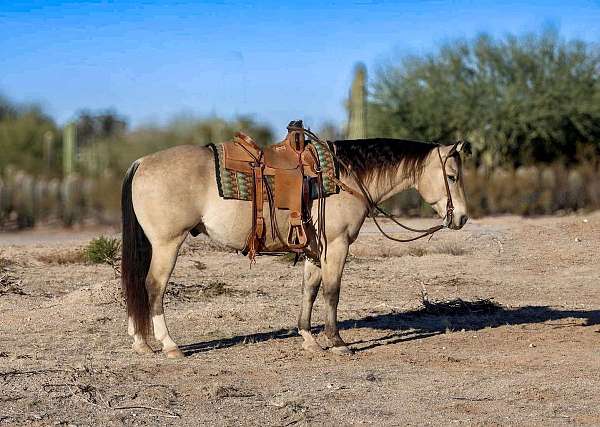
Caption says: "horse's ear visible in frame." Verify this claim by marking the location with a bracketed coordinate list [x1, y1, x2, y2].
[453, 140, 472, 157]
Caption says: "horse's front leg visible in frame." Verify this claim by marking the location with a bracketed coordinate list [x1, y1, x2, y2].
[298, 259, 324, 353]
[321, 239, 352, 355]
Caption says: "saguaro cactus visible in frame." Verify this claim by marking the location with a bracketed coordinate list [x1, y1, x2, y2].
[63, 122, 77, 176]
[347, 63, 367, 139]
[13, 171, 36, 228]
[0, 177, 6, 227]
[47, 178, 62, 222]
[43, 130, 55, 172]
[61, 174, 82, 226]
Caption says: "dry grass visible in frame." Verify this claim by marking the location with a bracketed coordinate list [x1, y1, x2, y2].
[184, 237, 236, 254]
[0, 267, 25, 296]
[166, 280, 247, 302]
[277, 253, 303, 264]
[37, 249, 87, 265]
[352, 241, 468, 258]
[433, 242, 468, 256]
[0, 256, 25, 295]
[0, 257, 14, 269]
[407, 246, 428, 257]
[203, 281, 230, 297]
[202, 384, 254, 400]
[36, 237, 122, 268]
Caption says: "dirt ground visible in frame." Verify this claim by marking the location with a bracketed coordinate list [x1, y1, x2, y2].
[1, 213, 599, 426]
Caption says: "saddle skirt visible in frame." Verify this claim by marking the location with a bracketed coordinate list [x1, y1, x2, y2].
[209, 121, 339, 260]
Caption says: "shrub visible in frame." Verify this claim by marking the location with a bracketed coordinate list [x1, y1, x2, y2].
[85, 236, 120, 264]
[369, 28, 600, 166]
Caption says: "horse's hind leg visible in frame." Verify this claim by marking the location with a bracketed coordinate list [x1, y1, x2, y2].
[298, 260, 324, 353]
[146, 236, 186, 359]
[128, 318, 153, 354]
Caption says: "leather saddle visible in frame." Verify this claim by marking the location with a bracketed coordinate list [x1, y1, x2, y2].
[221, 121, 323, 259]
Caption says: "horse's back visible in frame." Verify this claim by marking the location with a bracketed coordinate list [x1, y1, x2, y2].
[138, 144, 213, 173]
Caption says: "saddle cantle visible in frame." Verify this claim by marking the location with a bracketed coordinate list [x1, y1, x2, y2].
[209, 121, 339, 261]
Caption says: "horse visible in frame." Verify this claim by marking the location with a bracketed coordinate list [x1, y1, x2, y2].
[121, 136, 469, 358]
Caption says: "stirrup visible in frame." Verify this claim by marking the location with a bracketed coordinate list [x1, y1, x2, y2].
[286, 212, 308, 250]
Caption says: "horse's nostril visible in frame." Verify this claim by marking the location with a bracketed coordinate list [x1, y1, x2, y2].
[460, 215, 468, 227]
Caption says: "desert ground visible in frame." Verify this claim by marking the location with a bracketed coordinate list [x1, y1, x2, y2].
[1, 213, 599, 426]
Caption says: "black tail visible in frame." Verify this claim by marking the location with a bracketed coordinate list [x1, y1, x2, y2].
[121, 160, 152, 338]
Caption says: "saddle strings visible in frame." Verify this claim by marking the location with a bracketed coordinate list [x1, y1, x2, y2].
[303, 144, 327, 257]
[264, 143, 328, 258]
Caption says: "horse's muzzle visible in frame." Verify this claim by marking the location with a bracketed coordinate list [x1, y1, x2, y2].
[445, 214, 468, 230]
[453, 214, 469, 230]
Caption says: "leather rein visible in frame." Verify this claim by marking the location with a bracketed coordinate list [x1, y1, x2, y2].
[303, 128, 461, 243]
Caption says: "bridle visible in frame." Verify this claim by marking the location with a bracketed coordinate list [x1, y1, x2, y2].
[437, 141, 459, 228]
[303, 128, 462, 243]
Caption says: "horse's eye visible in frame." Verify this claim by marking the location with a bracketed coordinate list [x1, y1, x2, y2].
[448, 175, 457, 183]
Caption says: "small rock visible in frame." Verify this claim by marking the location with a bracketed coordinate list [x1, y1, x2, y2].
[575, 237, 582, 242]
[583, 219, 588, 223]
[365, 373, 378, 382]
[529, 343, 536, 348]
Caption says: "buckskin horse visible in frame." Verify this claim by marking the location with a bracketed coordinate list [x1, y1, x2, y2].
[121, 126, 469, 358]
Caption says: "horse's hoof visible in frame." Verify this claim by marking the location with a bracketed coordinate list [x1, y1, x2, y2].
[132, 342, 154, 354]
[165, 348, 185, 359]
[302, 340, 326, 353]
[330, 345, 353, 356]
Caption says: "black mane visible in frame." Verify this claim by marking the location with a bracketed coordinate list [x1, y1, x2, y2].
[332, 138, 437, 182]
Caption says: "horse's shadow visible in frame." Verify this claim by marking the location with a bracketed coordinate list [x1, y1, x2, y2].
[180, 301, 600, 356]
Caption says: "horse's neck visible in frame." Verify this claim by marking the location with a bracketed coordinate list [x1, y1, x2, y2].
[363, 170, 415, 204]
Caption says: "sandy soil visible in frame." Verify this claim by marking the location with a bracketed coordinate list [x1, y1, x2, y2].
[1, 213, 599, 426]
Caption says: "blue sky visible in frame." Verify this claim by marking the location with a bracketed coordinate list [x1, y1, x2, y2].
[1, 0, 599, 130]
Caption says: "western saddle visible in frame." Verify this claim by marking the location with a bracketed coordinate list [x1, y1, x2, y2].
[220, 121, 330, 260]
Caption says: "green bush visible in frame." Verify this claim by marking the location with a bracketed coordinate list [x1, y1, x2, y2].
[369, 28, 600, 166]
[84, 235, 120, 264]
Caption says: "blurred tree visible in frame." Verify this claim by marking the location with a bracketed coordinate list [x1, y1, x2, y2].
[0, 94, 18, 120]
[369, 28, 600, 166]
[317, 121, 345, 141]
[75, 109, 127, 146]
[78, 115, 274, 177]
[0, 95, 59, 174]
